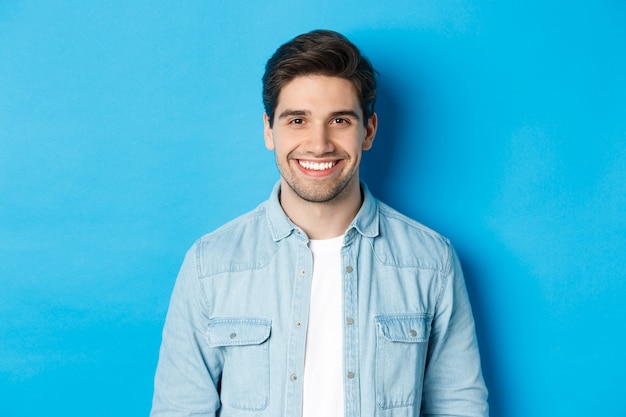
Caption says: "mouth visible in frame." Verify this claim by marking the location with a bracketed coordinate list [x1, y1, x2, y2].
[294, 158, 343, 177]
[297, 160, 338, 171]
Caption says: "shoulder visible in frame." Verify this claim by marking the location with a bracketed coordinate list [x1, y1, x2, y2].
[373, 201, 454, 272]
[198, 202, 268, 242]
[191, 202, 280, 277]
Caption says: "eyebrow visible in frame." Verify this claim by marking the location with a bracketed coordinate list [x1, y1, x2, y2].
[277, 109, 361, 121]
[278, 109, 310, 119]
[330, 110, 361, 121]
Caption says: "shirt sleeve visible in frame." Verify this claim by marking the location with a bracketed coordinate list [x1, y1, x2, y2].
[150, 244, 222, 417]
[420, 245, 489, 417]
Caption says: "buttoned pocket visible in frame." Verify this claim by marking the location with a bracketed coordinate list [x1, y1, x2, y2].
[207, 317, 272, 411]
[375, 314, 432, 409]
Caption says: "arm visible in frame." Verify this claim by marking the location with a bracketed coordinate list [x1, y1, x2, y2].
[151, 245, 222, 417]
[421, 246, 489, 417]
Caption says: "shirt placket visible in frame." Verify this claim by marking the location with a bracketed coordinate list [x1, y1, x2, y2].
[284, 231, 314, 416]
[342, 232, 361, 417]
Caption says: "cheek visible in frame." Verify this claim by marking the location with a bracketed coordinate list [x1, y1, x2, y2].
[271, 142, 292, 161]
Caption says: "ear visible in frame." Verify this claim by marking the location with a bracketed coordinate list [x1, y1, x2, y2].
[361, 112, 377, 151]
[263, 113, 275, 150]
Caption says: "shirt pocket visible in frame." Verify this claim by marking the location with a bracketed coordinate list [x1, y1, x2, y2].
[375, 314, 432, 410]
[207, 317, 272, 411]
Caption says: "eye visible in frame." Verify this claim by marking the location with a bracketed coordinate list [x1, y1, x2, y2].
[332, 118, 349, 125]
[290, 118, 304, 125]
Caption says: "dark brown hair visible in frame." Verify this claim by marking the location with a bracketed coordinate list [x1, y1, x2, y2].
[262, 30, 377, 127]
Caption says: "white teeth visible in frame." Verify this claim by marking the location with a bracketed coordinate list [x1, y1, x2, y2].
[298, 160, 336, 171]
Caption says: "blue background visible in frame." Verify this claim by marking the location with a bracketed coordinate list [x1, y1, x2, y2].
[1, 1, 625, 416]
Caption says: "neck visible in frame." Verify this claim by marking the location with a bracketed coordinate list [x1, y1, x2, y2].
[279, 178, 362, 240]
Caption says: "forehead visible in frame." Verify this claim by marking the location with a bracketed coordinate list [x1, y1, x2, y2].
[276, 75, 360, 112]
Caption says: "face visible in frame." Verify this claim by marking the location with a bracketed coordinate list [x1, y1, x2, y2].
[264, 75, 377, 205]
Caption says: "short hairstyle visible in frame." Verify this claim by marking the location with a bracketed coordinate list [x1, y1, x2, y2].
[262, 29, 377, 127]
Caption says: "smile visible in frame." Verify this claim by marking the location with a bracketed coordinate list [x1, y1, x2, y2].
[298, 160, 337, 171]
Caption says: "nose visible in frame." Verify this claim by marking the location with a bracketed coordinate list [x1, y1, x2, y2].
[308, 124, 334, 155]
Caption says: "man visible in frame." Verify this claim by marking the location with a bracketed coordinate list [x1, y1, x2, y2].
[151, 30, 488, 417]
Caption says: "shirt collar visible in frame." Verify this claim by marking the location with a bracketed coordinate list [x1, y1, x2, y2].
[348, 181, 380, 238]
[265, 180, 380, 242]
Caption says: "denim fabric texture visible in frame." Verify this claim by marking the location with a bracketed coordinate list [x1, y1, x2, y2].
[151, 182, 489, 417]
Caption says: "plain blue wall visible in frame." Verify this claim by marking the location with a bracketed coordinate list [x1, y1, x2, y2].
[1, 1, 625, 416]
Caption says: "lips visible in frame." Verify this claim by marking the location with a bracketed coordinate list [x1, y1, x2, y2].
[297, 160, 337, 171]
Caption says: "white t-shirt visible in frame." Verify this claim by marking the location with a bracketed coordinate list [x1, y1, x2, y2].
[302, 235, 345, 417]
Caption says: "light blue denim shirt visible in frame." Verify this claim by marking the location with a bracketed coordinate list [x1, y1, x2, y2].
[151, 182, 488, 417]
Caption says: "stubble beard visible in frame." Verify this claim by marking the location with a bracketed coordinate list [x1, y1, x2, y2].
[276, 156, 357, 204]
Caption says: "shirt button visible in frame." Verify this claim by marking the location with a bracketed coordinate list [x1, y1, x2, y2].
[295, 321, 302, 328]
[299, 269, 306, 276]
[290, 374, 298, 381]
[346, 318, 354, 325]
[346, 266, 353, 273]
[229, 333, 237, 339]
[410, 330, 417, 337]
[347, 371, 355, 379]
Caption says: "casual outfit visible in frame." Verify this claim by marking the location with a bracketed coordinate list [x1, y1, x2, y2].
[151, 181, 489, 417]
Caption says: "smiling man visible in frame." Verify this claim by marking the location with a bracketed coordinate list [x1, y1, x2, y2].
[264, 74, 376, 239]
[151, 30, 489, 417]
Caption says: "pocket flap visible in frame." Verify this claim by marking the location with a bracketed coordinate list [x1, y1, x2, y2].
[207, 317, 272, 347]
[376, 314, 432, 343]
